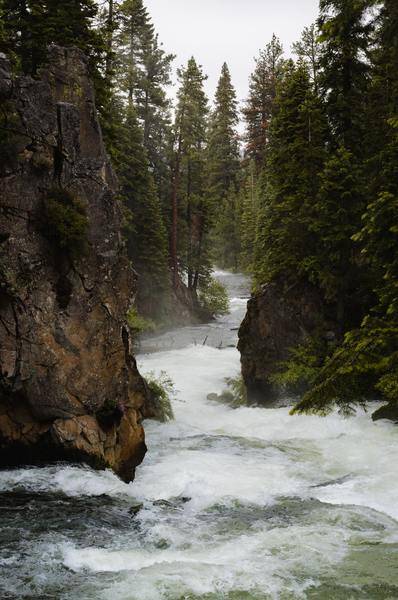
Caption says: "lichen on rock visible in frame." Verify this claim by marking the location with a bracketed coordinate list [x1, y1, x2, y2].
[0, 46, 148, 482]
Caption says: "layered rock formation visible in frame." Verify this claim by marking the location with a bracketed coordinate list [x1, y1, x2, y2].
[0, 47, 148, 481]
[238, 282, 335, 405]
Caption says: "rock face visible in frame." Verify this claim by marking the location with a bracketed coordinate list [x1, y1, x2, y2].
[0, 47, 148, 481]
[238, 282, 334, 405]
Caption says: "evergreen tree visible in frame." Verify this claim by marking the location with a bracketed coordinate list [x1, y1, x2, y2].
[318, 0, 373, 153]
[308, 146, 369, 330]
[115, 0, 174, 216]
[171, 57, 209, 292]
[239, 161, 260, 272]
[214, 185, 242, 271]
[117, 103, 170, 318]
[207, 63, 241, 269]
[1, 0, 103, 75]
[293, 1, 398, 415]
[292, 23, 322, 92]
[252, 64, 328, 289]
[243, 35, 285, 168]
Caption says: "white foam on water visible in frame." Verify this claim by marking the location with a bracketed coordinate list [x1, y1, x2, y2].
[0, 464, 135, 497]
[63, 520, 350, 599]
[137, 342, 398, 521]
[2, 272, 398, 599]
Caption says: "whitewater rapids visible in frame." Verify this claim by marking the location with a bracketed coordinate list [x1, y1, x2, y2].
[0, 272, 397, 599]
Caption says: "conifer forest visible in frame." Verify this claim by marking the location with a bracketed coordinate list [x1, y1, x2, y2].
[0, 1, 398, 599]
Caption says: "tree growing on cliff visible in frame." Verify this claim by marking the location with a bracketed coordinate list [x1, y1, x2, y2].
[252, 63, 328, 290]
[292, 1, 398, 416]
[1, 0, 104, 75]
[318, 0, 373, 154]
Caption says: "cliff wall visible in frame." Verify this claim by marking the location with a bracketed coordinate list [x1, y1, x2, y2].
[0, 47, 148, 482]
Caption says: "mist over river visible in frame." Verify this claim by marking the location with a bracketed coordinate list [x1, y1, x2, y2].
[1, 272, 398, 599]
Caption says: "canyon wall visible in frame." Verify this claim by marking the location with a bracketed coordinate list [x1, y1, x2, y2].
[0, 46, 148, 482]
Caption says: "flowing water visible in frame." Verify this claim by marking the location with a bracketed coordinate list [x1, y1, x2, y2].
[1, 271, 398, 600]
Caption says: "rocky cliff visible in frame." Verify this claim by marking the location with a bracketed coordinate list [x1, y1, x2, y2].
[0, 46, 148, 482]
[238, 282, 336, 405]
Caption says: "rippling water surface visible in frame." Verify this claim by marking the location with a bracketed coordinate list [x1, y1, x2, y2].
[1, 272, 398, 599]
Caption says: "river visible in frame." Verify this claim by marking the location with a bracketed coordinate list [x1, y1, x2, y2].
[1, 271, 398, 599]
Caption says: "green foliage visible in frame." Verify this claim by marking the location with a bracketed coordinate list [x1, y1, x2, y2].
[41, 187, 88, 259]
[243, 34, 286, 167]
[292, 23, 322, 91]
[0, 1, 105, 79]
[96, 397, 120, 425]
[270, 336, 336, 396]
[126, 306, 155, 334]
[252, 63, 328, 289]
[292, 317, 398, 416]
[117, 104, 171, 317]
[291, 186, 398, 416]
[199, 277, 229, 317]
[114, 0, 174, 178]
[207, 63, 241, 270]
[238, 162, 260, 273]
[207, 376, 248, 409]
[144, 371, 175, 422]
[172, 57, 211, 292]
[318, 0, 372, 153]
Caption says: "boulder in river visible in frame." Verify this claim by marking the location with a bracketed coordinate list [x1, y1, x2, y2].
[238, 282, 336, 405]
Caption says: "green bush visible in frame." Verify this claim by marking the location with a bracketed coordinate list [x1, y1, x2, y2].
[270, 335, 335, 397]
[127, 306, 156, 334]
[207, 376, 248, 409]
[144, 371, 175, 422]
[199, 277, 229, 317]
[41, 187, 88, 258]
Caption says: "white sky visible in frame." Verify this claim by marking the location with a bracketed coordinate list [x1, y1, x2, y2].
[145, 0, 320, 109]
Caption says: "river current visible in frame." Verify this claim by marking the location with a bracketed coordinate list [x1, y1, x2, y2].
[1, 272, 398, 599]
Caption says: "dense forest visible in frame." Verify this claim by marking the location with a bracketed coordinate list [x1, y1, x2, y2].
[1, 0, 397, 417]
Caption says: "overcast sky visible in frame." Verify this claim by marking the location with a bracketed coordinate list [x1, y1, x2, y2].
[145, 0, 320, 109]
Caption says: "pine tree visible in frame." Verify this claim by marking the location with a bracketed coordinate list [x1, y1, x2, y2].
[116, 0, 173, 147]
[117, 103, 170, 318]
[292, 24, 322, 92]
[309, 147, 369, 330]
[291, 1, 398, 415]
[171, 57, 210, 292]
[318, 0, 373, 153]
[252, 64, 328, 289]
[239, 161, 260, 272]
[1, 0, 103, 75]
[243, 35, 285, 168]
[213, 185, 242, 271]
[207, 63, 241, 269]
[115, 0, 174, 217]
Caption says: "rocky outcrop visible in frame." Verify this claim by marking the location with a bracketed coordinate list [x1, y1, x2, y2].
[238, 282, 336, 405]
[0, 47, 148, 482]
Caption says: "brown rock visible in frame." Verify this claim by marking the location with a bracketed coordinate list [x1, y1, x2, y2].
[238, 282, 335, 405]
[0, 47, 148, 482]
